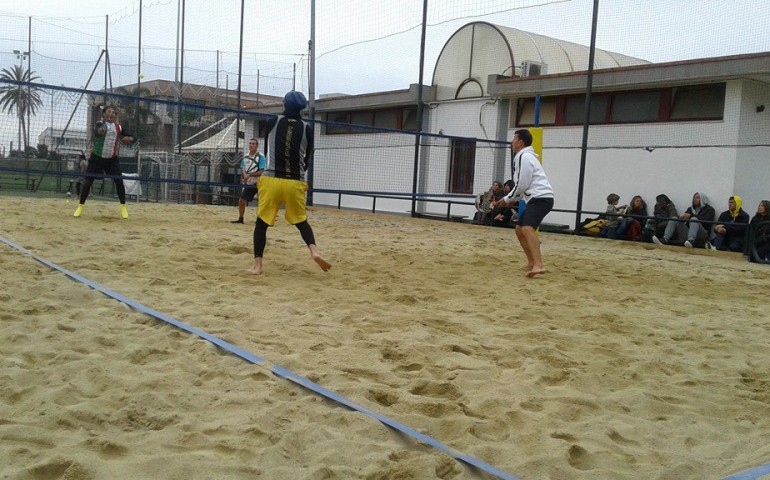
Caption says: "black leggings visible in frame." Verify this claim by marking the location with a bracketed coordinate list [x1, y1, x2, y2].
[79, 155, 126, 204]
[253, 218, 316, 257]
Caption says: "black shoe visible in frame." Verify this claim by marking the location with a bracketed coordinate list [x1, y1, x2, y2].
[231, 218, 244, 224]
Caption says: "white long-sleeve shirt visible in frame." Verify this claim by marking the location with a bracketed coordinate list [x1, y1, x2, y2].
[505, 146, 554, 204]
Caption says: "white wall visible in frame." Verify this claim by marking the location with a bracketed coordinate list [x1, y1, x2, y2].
[734, 80, 770, 215]
[427, 96, 506, 187]
[310, 98, 504, 220]
[308, 79, 769, 226]
[504, 79, 770, 227]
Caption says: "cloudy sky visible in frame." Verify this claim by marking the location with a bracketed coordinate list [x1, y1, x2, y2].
[0, 0, 768, 150]
[2, 0, 768, 94]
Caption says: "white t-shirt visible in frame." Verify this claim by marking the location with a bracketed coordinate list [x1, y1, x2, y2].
[240, 153, 266, 186]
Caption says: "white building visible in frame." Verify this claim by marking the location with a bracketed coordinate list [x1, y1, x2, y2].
[37, 127, 89, 159]
[302, 22, 770, 228]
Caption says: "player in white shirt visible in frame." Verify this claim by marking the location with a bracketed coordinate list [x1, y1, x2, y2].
[231, 138, 266, 224]
[499, 129, 554, 277]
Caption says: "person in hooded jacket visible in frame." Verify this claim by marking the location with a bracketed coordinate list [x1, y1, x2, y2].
[653, 192, 715, 248]
[711, 195, 750, 252]
[748, 200, 770, 262]
[643, 194, 677, 242]
[247, 91, 331, 275]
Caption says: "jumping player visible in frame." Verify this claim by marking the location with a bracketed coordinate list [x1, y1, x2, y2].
[247, 91, 331, 275]
[73, 105, 136, 219]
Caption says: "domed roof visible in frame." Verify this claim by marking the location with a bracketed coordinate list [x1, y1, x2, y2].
[432, 22, 649, 101]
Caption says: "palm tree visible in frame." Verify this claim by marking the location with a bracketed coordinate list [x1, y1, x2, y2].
[0, 65, 43, 151]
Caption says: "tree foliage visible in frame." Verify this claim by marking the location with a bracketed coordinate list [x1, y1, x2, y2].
[0, 65, 44, 149]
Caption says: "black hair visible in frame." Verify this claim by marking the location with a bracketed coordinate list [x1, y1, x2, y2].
[513, 129, 533, 147]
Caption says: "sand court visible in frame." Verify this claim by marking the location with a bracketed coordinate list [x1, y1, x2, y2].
[1, 196, 769, 479]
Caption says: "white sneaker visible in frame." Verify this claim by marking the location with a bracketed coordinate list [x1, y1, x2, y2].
[652, 236, 664, 246]
[684, 240, 693, 248]
[705, 241, 715, 251]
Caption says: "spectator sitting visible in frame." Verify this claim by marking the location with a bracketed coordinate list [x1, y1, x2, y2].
[711, 195, 750, 251]
[616, 195, 648, 241]
[600, 193, 627, 239]
[489, 180, 517, 227]
[653, 192, 715, 248]
[748, 200, 770, 262]
[473, 180, 503, 225]
[643, 194, 677, 243]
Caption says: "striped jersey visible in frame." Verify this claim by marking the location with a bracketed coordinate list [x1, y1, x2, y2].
[93, 122, 123, 159]
[264, 115, 314, 181]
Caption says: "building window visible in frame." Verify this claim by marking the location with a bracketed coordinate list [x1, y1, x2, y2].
[515, 82, 725, 127]
[610, 90, 660, 123]
[510, 97, 556, 127]
[351, 111, 373, 127]
[514, 97, 557, 126]
[325, 112, 350, 134]
[670, 84, 725, 120]
[402, 108, 418, 131]
[373, 109, 398, 129]
[449, 139, 475, 194]
[563, 95, 609, 125]
[323, 107, 419, 134]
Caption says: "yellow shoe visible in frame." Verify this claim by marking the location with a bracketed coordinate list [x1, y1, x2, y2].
[120, 204, 128, 219]
[73, 205, 84, 217]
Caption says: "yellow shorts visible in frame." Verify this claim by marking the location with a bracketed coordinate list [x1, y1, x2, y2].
[256, 175, 308, 226]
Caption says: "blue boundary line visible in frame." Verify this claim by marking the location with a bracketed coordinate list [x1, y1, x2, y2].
[723, 463, 770, 480]
[0, 235, 519, 480]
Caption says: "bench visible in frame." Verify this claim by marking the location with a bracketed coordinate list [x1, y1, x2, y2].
[539, 223, 571, 233]
[412, 212, 469, 223]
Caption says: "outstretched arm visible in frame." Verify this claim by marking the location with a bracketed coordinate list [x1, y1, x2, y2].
[120, 129, 137, 145]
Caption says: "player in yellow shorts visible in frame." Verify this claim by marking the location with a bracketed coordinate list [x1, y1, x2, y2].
[247, 91, 331, 275]
[256, 176, 308, 225]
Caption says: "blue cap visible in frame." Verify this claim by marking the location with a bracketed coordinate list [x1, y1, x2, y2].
[283, 91, 307, 115]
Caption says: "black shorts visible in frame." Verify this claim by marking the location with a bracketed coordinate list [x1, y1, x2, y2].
[518, 197, 554, 228]
[87, 154, 122, 177]
[240, 185, 258, 202]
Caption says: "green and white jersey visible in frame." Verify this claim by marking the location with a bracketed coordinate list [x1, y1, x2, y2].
[93, 122, 122, 158]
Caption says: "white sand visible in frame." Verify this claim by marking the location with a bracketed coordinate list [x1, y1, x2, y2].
[1, 196, 769, 479]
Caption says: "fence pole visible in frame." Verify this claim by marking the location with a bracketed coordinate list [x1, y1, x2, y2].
[410, 0, 428, 217]
[574, 0, 599, 232]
